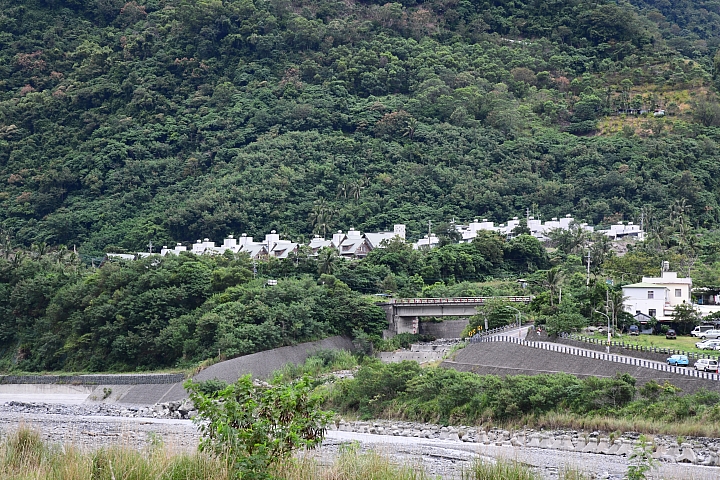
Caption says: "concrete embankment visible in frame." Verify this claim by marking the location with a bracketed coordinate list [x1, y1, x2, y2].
[442, 342, 720, 394]
[0, 336, 355, 405]
[419, 319, 467, 338]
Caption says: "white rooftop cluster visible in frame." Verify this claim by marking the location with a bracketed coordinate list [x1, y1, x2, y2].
[107, 214, 646, 262]
[160, 224, 408, 259]
[455, 214, 594, 242]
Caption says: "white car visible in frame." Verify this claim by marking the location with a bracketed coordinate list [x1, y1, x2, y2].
[694, 359, 719, 372]
[699, 329, 720, 340]
[695, 340, 720, 350]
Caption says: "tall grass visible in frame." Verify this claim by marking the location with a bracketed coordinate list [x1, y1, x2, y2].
[271, 349, 358, 383]
[461, 458, 539, 480]
[275, 444, 432, 480]
[0, 427, 431, 480]
[0, 427, 231, 480]
[526, 411, 720, 438]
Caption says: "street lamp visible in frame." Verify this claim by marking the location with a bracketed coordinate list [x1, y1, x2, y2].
[506, 305, 522, 330]
[594, 309, 611, 353]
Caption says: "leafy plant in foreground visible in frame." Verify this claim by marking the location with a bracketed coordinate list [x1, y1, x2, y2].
[627, 434, 657, 480]
[185, 375, 333, 480]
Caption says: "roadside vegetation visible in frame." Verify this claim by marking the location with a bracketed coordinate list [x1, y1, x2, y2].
[328, 359, 720, 437]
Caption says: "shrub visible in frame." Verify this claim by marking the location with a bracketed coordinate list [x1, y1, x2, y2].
[186, 375, 333, 480]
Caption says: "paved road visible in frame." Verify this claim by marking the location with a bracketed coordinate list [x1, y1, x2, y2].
[490, 326, 703, 371]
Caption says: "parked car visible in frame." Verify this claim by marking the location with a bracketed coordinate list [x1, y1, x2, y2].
[628, 325, 639, 336]
[694, 359, 719, 372]
[666, 329, 677, 339]
[691, 325, 716, 337]
[667, 354, 689, 366]
[699, 329, 720, 340]
[695, 339, 720, 350]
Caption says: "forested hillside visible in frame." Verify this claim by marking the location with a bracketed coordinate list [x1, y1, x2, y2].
[1, 0, 720, 255]
[3, 0, 720, 372]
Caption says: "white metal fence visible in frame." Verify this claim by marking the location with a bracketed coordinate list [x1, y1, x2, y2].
[473, 335, 720, 381]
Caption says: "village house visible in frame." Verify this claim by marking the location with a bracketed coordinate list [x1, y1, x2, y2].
[622, 264, 693, 322]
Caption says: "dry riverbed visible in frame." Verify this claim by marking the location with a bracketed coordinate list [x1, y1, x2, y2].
[2, 402, 720, 479]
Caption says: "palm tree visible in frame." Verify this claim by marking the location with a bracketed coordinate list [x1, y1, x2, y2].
[403, 117, 418, 140]
[543, 268, 564, 307]
[317, 247, 338, 275]
[309, 199, 336, 238]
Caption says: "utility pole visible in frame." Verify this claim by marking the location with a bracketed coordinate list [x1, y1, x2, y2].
[147, 241, 154, 254]
[606, 289, 612, 349]
[640, 208, 644, 236]
[586, 250, 591, 289]
[428, 220, 432, 242]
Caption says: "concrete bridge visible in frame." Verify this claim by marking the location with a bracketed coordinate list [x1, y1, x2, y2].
[378, 297, 532, 337]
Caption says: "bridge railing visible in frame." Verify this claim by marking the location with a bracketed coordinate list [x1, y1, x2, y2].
[388, 296, 532, 305]
[468, 324, 519, 343]
[470, 335, 720, 381]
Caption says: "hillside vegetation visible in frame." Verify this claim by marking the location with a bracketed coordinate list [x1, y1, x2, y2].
[4, 0, 720, 373]
[2, 0, 720, 255]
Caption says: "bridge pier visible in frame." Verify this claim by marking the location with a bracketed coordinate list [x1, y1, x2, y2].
[378, 296, 532, 338]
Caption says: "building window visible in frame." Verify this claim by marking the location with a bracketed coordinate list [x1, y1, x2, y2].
[649, 309, 656, 317]
[647, 290, 654, 299]
[675, 289, 682, 297]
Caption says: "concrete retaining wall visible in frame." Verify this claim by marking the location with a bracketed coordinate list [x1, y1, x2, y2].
[442, 342, 720, 394]
[420, 319, 468, 338]
[0, 337, 355, 406]
[0, 384, 96, 395]
[193, 336, 355, 384]
[144, 336, 356, 404]
[0, 374, 185, 385]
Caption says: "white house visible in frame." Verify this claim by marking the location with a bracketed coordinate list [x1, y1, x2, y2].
[457, 219, 499, 242]
[413, 234, 440, 249]
[337, 228, 372, 257]
[308, 236, 334, 255]
[622, 270, 693, 322]
[365, 224, 406, 248]
[161, 243, 188, 255]
[598, 222, 645, 241]
[270, 240, 298, 259]
[456, 214, 593, 242]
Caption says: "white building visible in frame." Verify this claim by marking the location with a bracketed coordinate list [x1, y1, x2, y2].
[597, 222, 645, 241]
[365, 224, 406, 248]
[413, 234, 440, 249]
[308, 236, 334, 255]
[622, 269, 693, 322]
[456, 214, 593, 242]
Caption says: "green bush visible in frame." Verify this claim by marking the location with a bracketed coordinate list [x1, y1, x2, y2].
[329, 363, 642, 424]
[186, 375, 333, 480]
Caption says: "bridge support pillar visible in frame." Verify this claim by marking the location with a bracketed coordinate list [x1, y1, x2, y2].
[396, 316, 419, 335]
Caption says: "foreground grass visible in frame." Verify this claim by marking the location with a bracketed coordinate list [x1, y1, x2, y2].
[0, 427, 434, 480]
[0, 427, 231, 480]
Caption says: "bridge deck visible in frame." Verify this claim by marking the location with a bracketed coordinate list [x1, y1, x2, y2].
[382, 296, 532, 305]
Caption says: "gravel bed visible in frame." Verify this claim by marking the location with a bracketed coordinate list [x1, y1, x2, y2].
[1, 402, 719, 479]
